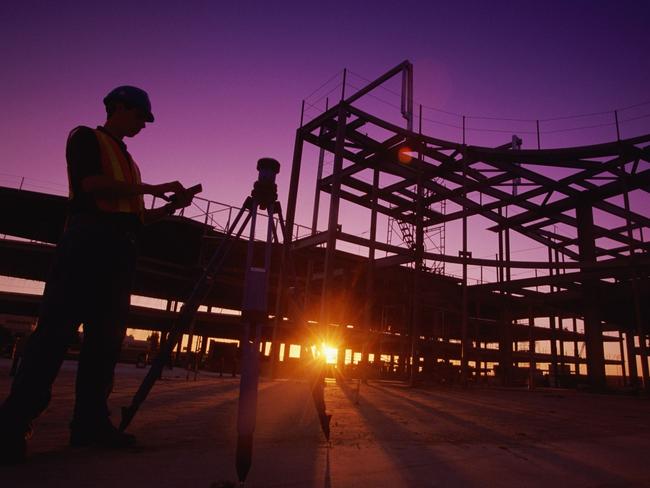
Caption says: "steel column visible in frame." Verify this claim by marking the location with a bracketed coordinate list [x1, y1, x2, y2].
[576, 202, 606, 388]
[626, 331, 639, 387]
[320, 103, 349, 328]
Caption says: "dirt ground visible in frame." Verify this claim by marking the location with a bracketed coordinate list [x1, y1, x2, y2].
[1, 358, 649, 488]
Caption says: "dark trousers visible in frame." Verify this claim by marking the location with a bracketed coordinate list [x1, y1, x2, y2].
[1, 216, 137, 431]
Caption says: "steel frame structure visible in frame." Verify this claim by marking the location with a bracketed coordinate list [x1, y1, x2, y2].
[280, 60, 650, 390]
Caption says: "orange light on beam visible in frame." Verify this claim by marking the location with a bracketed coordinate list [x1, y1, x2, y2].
[398, 146, 413, 164]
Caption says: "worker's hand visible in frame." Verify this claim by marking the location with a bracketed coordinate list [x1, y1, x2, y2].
[169, 189, 194, 210]
[150, 181, 185, 200]
[168, 184, 201, 209]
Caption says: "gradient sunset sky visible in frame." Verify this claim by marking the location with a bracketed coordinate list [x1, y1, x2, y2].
[2, 1, 649, 266]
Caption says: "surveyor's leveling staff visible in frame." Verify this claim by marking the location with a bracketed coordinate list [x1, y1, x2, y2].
[225, 160, 329, 483]
[235, 158, 280, 483]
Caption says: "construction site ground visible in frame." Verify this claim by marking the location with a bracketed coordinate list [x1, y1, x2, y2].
[1, 358, 649, 488]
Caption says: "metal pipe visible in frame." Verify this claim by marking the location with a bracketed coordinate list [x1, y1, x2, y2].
[632, 279, 649, 388]
[409, 142, 424, 386]
[285, 131, 305, 243]
[320, 103, 348, 327]
[343, 60, 411, 106]
[364, 167, 380, 385]
[462, 116, 466, 145]
[460, 155, 469, 384]
[548, 246, 558, 381]
[311, 98, 329, 234]
[619, 330, 627, 386]
[528, 310, 535, 390]
[621, 157, 649, 387]
[625, 331, 639, 387]
[405, 63, 414, 131]
[572, 317, 579, 375]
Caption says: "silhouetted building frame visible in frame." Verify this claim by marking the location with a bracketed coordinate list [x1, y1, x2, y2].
[280, 60, 650, 390]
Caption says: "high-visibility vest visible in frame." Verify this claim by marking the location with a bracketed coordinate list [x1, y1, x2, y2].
[93, 129, 145, 218]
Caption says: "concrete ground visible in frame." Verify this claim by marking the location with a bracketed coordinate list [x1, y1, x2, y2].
[1, 359, 649, 488]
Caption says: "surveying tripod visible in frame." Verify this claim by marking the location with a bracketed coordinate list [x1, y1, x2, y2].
[119, 158, 328, 484]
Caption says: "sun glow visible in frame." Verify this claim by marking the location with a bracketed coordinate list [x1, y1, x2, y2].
[322, 343, 338, 364]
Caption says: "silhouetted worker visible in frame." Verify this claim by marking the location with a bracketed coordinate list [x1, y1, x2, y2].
[0, 86, 196, 464]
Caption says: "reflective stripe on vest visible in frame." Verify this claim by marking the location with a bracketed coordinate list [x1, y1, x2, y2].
[94, 129, 145, 218]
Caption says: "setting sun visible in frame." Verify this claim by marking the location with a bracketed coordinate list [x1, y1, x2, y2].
[322, 343, 338, 364]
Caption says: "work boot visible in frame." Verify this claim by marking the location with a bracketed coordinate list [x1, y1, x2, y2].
[0, 422, 31, 465]
[70, 419, 136, 449]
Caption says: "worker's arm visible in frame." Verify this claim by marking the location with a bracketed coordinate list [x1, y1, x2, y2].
[81, 175, 185, 200]
[68, 127, 186, 201]
[141, 185, 198, 225]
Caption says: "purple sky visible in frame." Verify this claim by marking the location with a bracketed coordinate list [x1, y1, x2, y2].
[2, 1, 649, 278]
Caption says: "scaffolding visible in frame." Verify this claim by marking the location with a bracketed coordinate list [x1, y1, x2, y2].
[279, 60, 650, 390]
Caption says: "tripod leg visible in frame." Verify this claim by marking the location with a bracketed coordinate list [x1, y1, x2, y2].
[119, 201, 254, 432]
[271, 205, 331, 440]
[236, 200, 276, 483]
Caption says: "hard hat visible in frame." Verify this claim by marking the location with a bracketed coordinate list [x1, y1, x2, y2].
[103, 86, 154, 122]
